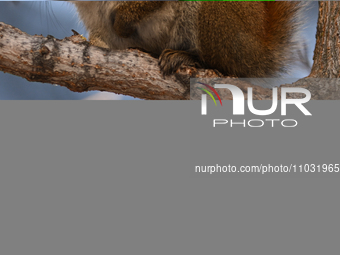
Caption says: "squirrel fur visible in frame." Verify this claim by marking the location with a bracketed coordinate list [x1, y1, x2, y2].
[73, 1, 303, 78]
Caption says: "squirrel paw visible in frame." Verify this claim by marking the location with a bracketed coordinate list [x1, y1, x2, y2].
[158, 49, 201, 76]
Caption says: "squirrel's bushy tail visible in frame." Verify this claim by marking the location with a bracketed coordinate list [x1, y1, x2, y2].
[198, 1, 303, 77]
[263, 2, 303, 72]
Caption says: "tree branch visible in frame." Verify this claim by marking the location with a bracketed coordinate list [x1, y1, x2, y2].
[1, 20, 340, 100]
[0, 22, 275, 100]
[0, 22, 191, 100]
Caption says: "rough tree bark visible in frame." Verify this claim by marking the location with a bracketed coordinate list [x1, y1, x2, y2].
[0, 21, 272, 100]
[310, 1, 340, 78]
[0, 1, 339, 100]
[0, 22, 190, 100]
[291, 1, 340, 100]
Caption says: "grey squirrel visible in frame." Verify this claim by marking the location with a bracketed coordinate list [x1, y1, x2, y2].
[73, 1, 304, 77]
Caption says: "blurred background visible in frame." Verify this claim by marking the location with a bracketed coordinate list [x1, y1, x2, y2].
[0, 1, 319, 99]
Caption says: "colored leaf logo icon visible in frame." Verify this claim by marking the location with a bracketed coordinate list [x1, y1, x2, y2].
[198, 82, 222, 106]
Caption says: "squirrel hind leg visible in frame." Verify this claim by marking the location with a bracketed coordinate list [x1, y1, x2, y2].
[158, 49, 201, 76]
